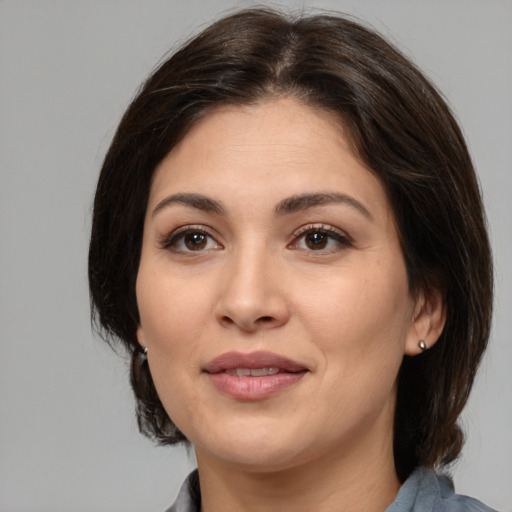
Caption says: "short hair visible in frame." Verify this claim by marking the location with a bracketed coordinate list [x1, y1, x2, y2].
[88, 8, 493, 481]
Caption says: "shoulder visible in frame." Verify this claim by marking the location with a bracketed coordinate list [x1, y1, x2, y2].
[436, 471, 499, 512]
[164, 470, 200, 512]
[387, 467, 500, 512]
[168, 467, 500, 512]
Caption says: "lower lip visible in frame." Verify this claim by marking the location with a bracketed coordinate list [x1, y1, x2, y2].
[206, 372, 307, 400]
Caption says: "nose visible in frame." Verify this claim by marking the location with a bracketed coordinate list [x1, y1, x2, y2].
[214, 247, 290, 333]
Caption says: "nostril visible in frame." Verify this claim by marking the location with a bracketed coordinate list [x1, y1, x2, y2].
[221, 316, 235, 325]
[258, 316, 274, 323]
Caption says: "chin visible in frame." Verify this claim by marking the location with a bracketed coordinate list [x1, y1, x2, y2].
[192, 419, 322, 473]
[203, 445, 310, 474]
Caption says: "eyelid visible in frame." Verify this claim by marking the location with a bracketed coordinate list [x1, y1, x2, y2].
[289, 223, 353, 250]
[158, 224, 222, 251]
[292, 223, 352, 241]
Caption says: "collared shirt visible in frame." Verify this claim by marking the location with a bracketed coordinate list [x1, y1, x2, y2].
[165, 467, 499, 512]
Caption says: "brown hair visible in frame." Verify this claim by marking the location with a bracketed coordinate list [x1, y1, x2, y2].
[88, 8, 493, 481]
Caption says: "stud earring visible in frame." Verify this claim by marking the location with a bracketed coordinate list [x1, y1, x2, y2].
[419, 339, 427, 351]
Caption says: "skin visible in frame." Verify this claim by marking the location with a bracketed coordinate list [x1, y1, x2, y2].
[136, 98, 445, 512]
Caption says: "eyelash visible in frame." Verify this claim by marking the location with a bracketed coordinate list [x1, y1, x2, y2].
[290, 224, 353, 252]
[158, 223, 352, 254]
[158, 225, 221, 253]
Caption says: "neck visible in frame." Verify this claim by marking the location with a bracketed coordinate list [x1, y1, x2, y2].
[195, 420, 400, 512]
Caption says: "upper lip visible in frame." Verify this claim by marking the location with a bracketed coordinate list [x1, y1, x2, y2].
[204, 351, 308, 374]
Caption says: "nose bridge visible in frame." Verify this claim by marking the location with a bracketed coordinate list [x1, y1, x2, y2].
[215, 239, 289, 332]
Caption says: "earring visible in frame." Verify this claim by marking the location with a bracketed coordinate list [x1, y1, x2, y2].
[143, 347, 148, 355]
[418, 339, 427, 351]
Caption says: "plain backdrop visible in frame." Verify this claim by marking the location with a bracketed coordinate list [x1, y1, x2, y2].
[1, 1, 511, 511]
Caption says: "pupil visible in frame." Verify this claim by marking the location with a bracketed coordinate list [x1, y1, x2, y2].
[306, 232, 327, 250]
[185, 232, 207, 250]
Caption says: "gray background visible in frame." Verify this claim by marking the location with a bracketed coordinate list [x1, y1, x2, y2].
[1, 1, 510, 511]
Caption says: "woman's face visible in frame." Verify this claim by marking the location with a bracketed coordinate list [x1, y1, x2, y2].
[136, 98, 424, 473]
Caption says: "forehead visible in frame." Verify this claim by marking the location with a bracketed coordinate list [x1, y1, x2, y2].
[148, 97, 391, 222]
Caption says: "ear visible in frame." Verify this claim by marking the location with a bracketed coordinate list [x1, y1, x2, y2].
[404, 287, 446, 356]
[136, 325, 147, 350]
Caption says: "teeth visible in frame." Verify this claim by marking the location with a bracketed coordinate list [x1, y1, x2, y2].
[250, 367, 277, 376]
[228, 368, 251, 377]
[225, 367, 280, 377]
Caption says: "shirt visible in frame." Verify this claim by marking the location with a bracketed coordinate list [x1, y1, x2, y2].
[165, 467, 499, 512]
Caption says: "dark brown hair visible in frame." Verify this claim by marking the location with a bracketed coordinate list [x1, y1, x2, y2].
[88, 8, 493, 481]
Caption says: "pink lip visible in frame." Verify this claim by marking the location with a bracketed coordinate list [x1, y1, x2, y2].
[204, 351, 308, 400]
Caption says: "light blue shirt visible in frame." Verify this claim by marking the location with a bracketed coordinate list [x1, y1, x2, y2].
[166, 467, 499, 512]
[385, 467, 498, 511]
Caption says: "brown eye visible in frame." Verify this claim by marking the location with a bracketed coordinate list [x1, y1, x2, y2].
[291, 225, 352, 253]
[184, 232, 208, 250]
[160, 227, 222, 253]
[305, 232, 329, 250]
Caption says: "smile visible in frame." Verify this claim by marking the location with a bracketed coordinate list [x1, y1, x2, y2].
[225, 367, 280, 376]
[204, 351, 308, 400]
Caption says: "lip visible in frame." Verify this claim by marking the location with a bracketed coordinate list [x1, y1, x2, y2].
[204, 351, 308, 400]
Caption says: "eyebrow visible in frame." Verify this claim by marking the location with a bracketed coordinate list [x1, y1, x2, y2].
[152, 191, 372, 220]
[274, 193, 372, 219]
[152, 193, 224, 217]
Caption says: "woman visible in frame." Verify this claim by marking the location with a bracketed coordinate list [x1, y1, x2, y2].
[88, 8, 496, 512]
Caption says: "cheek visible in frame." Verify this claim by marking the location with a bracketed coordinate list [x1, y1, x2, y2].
[136, 269, 210, 402]
[307, 259, 412, 377]
[137, 266, 211, 349]
[136, 273, 209, 430]
[303, 280, 409, 435]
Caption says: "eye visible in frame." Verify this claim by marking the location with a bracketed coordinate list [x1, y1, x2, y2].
[159, 226, 222, 253]
[292, 225, 352, 252]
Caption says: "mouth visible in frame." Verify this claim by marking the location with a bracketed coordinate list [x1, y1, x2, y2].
[203, 351, 308, 400]
[204, 351, 308, 374]
[224, 367, 280, 376]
